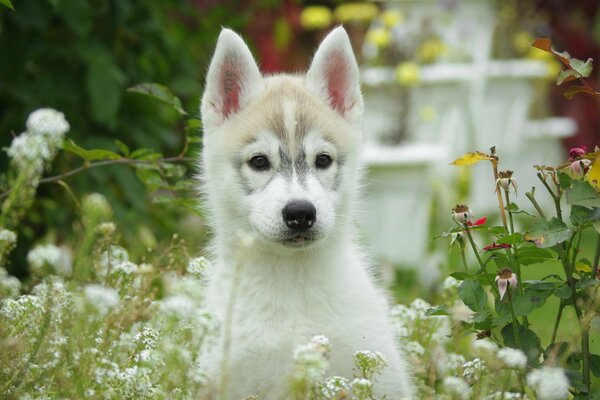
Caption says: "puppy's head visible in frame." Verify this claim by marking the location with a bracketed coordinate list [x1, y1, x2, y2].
[201, 27, 363, 249]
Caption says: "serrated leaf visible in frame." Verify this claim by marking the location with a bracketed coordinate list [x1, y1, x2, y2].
[566, 179, 600, 208]
[513, 290, 550, 316]
[571, 205, 594, 226]
[0, 0, 15, 11]
[127, 83, 187, 116]
[524, 218, 572, 248]
[114, 140, 130, 156]
[569, 57, 593, 78]
[458, 279, 488, 313]
[531, 37, 571, 66]
[498, 233, 523, 246]
[517, 246, 555, 265]
[553, 285, 573, 299]
[450, 151, 492, 166]
[563, 85, 600, 100]
[558, 172, 573, 190]
[557, 68, 581, 85]
[501, 323, 542, 365]
[575, 278, 599, 289]
[63, 140, 121, 161]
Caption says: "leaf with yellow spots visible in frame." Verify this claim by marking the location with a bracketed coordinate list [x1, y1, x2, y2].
[451, 151, 492, 166]
[586, 154, 600, 191]
[575, 260, 592, 274]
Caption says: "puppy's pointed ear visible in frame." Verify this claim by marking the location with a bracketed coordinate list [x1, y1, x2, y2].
[201, 29, 262, 128]
[307, 27, 363, 122]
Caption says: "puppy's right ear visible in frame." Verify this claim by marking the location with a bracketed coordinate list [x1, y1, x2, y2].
[201, 29, 262, 129]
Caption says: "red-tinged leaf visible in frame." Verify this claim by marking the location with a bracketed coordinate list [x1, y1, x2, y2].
[468, 217, 488, 227]
[563, 85, 600, 100]
[531, 37, 571, 67]
[557, 69, 580, 85]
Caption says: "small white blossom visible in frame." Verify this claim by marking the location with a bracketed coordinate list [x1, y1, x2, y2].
[83, 284, 119, 314]
[463, 358, 486, 384]
[443, 376, 472, 399]
[186, 256, 210, 280]
[404, 340, 425, 356]
[350, 378, 373, 398]
[0, 267, 21, 298]
[472, 338, 498, 354]
[27, 244, 72, 277]
[8, 132, 52, 172]
[443, 276, 460, 290]
[26, 108, 70, 140]
[97, 245, 129, 276]
[0, 229, 17, 246]
[497, 347, 527, 370]
[319, 376, 350, 398]
[526, 367, 569, 400]
[135, 327, 160, 350]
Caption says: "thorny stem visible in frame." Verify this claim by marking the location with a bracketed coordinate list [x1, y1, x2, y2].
[525, 188, 546, 218]
[0, 155, 194, 201]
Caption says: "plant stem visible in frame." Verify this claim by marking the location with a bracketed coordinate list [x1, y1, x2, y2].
[506, 288, 521, 347]
[464, 225, 484, 269]
[460, 247, 469, 272]
[490, 149, 508, 230]
[592, 233, 600, 279]
[0, 155, 194, 200]
[525, 189, 546, 218]
[504, 190, 515, 235]
[550, 301, 564, 347]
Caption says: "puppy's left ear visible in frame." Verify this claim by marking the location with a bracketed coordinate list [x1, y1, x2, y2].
[307, 27, 363, 122]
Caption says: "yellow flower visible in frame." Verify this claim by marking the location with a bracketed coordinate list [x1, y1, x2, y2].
[381, 10, 404, 27]
[366, 28, 392, 48]
[417, 38, 446, 63]
[300, 6, 333, 30]
[334, 3, 378, 24]
[512, 31, 534, 56]
[395, 62, 421, 86]
[545, 60, 562, 79]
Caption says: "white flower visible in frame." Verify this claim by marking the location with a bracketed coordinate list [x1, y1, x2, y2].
[0, 267, 21, 298]
[496, 268, 518, 300]
[0, 229, 17, 246]
[310, 335, 332, 356]
[443, 376, 472, 399]
[293, 341, 329, 382]
[97, 245, 129, 276]
[404, 340, 425, 356]
[497, 347, 527, 370]
[27, 244, 72, 277]
[7, 132, 52, 172]
[97, 222, 116, 236]
[472, 338, 498, 354]
[82, 193, 112, 221]
[186, 256, 211, 280]
[319, 376, 350, 398]
[463, 358, 486, 384]
[134, 327, 160, 350]
[526, 367, 569, 400]
[26, 108, 70, 141]
[351, 378, 373, 398]
[443, 276, 460, 290]
[83, 284, 119, 314]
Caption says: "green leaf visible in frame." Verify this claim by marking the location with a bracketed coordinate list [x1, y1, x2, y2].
[558, 172, 573, 190]
[498, 233, 523, 246]
[458, 279, 488, 313]
[0, 0, 15, 11]
[563, 85, 600, 100]
[63, 140, 121, 161]
[517, 246, 555, 265]
[114, 140, 130, 156]
[575, 278, 599, 289]
[84, 50, 126, 127]
[569, 57, 593, 78]
[450, 272, 471, 281]
[186, 118, 202, 131]
[524, 218, 572, 248]
[570, 205, 593, 226]
[501, 323, 542, 365]
[512, 290, 550, 316]
[524, 281, 557, 291]
[127, 83, 187, 116]
[566, 180, 600, 208]
[553, 285, 573, 299]
[425, 306, 450, 316]
[591, 354, 600, 378]
[557, 68, 581, 85]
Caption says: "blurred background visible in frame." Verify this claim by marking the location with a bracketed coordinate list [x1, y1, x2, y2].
[1, 0, 599, 289]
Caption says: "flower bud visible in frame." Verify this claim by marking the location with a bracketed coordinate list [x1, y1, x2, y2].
[570, 159, 591, 177]
[496, 170, 517, 193]
[495, 268, 517, 300]
[452, 204, 474, 224]
[568, 145, 587, 161]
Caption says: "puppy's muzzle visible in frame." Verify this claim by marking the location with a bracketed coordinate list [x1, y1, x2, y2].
[282, 200, 316, 232]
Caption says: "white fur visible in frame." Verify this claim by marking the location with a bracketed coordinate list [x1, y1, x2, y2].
[199, 27, 414, 399]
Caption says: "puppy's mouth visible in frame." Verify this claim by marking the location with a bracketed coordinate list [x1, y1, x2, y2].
[282, 234, 316, 247]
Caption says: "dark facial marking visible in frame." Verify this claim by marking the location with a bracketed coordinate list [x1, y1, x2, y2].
[278, 147, 293, 178]
[295, 148, 309, 186]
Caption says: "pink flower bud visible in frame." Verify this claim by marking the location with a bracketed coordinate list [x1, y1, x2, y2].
[568, 145, 587, 161]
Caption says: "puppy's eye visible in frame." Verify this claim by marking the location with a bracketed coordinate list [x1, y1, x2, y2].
[249, 155, 270, 171]
[315, 154, 333, 169]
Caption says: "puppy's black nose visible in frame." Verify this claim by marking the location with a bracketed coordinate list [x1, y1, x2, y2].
[282, 201, 316, 232]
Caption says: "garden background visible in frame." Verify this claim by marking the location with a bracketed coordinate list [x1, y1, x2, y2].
[1, 0, 600, 399]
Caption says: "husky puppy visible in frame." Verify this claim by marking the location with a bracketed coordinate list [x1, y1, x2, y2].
[200, 27, 413, 399]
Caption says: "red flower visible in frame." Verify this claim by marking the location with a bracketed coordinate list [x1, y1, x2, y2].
[467, 217, 487, 227]
[569, 145, 587, 161]
[483, 242, 511, 251]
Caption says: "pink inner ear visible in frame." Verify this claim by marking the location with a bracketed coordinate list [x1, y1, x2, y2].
[324, 52, 349, 113]
[220, 62, 242, 117]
